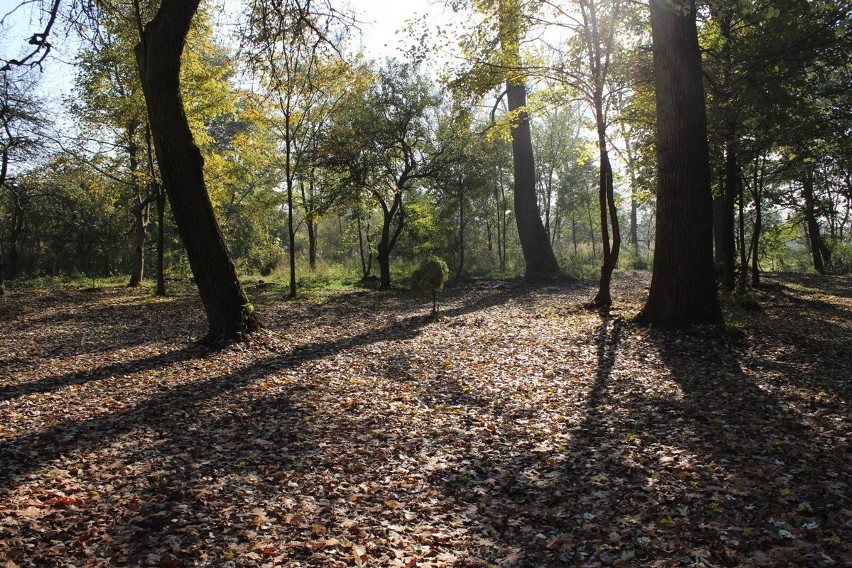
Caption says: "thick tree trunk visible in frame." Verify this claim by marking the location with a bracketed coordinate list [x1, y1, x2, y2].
[135, 0, 259, 339]
[499, 0, 560, 280]
[637, 0, 722, 327]
[127, 119, 146, 288]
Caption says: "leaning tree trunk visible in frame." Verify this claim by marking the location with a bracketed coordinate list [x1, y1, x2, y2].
[637, 0, 722, 327]
[135, 0, 259, 339]
[499, 0, 560, 280]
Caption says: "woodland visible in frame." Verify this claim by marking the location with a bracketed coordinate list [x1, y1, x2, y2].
[0, 0, 851, 566]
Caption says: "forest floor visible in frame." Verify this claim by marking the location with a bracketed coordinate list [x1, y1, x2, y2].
[0, 271, 850, 567]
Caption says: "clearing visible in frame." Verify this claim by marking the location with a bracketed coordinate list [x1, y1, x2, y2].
[1, 273, 850, 566]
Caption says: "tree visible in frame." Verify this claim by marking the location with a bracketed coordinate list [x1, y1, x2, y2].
[325, 61, 446, 289]
[74, 20, 152, 288]
[135, 0, 260, 339]
[242, 0, 351, 296]
[0, 68, 44, 288]
[498, 0, 561, 279]
[543, 0, 637, 302]
[411, 256, 449, 316]
[637, 0, 722, 327]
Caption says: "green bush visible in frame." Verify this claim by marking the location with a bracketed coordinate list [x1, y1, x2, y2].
[411, 256, 449, 316]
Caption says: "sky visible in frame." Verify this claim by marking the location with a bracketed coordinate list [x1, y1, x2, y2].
[0, 0, 461, 124]
[351, 0, 461, 64]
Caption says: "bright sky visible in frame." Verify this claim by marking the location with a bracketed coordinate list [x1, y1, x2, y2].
[352, 0, 461, 65]
[356, 0, 422, 55]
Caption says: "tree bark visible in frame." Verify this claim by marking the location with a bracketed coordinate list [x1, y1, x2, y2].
[135, 0, 259, 339]
[637, 0, 722, 327]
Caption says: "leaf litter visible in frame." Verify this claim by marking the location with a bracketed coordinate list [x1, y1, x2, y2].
[0, 273, 850, 566]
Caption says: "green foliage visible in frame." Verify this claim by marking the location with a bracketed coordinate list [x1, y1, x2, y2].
[411, 256, 449, 296]
[828, 241, 852, 274]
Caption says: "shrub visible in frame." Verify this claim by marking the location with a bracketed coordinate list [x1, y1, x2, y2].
[411, 256, 449, 316]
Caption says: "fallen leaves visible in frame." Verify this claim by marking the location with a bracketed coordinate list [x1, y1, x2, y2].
[0, 274, 850, 566]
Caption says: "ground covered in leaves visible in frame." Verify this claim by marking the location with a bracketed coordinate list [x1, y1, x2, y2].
[1, 272, 850, 567]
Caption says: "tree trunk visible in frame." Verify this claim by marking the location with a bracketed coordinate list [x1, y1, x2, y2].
[737, 168, 747, 291]
[457, 183, 465, 279]
[128, 199, 150, 287]
[593, 123, 620, 307]
[127, 119, 146, 288]
[499, 0, 560, 280]
[637, 0, 722, 327]
[750, 172, 762, 288]
[155, 181, 167, 296]
[307, 216, 317, 270]
[802, 168, 831, 273]
[287, 179, 296, 298]
[376, 193, 403, 290]
[622, 130, 641, 262]
[719, 142, 737, 291]
[356, 213, 371, 279]
[135, 0, 259, 339]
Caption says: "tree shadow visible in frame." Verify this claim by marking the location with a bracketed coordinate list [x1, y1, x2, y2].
[641, 328, 851, 565]
[0, 344, 207, 403]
